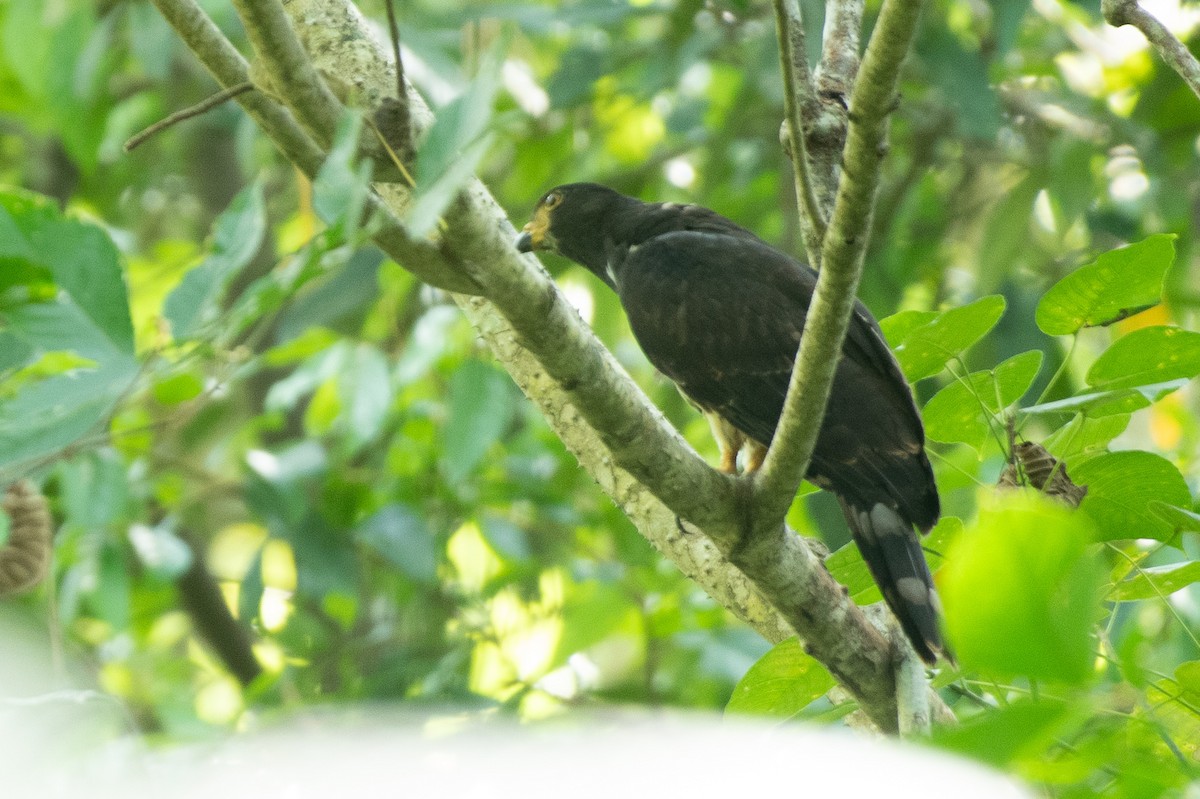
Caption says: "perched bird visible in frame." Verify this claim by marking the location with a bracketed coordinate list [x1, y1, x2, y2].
[516, 183, 946, 663]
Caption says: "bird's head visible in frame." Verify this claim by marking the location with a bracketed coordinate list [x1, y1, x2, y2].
[515, 183, 626, 269]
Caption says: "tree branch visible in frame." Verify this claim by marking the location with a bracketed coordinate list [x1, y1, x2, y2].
[808, 0, 865, 209]
[754, 0, 927, 523]
[1102, 0, 1200, 101]
[773, 0, 827, 262]
[152, 0, 953, 732]
[146, 0, 480, 296]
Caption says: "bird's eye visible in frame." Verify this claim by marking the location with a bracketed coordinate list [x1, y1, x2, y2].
[543, 191, 563, 209]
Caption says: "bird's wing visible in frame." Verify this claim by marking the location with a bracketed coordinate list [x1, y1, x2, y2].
[617, 230, 937, 529]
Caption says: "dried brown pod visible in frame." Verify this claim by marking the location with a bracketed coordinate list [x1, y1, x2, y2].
[0, 481, 52, 596]
[998, 441, 1089, 508]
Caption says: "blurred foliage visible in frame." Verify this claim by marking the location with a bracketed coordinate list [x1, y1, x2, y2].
[4, 0, 1200, 796]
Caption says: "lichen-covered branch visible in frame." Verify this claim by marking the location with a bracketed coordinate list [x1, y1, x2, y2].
[146, 0, 480, 295]
[1102, 0, 1200, 102]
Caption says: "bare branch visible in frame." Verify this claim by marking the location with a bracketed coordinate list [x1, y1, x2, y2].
[1102, 0, 1200, 102]
[124, 82, 254, 152]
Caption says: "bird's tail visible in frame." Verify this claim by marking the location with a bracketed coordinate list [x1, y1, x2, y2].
[838, 498, 946, 664]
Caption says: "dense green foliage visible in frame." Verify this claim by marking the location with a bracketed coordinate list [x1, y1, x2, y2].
[4, 0, 1200, 795]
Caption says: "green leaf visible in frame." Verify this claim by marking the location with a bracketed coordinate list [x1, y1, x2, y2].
[1023, 379, 1187, 418]
[933, 699, 1080, 767]
[441, 360, 516, 483]
[0, 192, 138, 470]
[164, 182, 267, 340]
[1086, 326, 1200, 390]
[1109, 560, 1200, 601]
[924, 350, 1042, 450]
[1073, 451, 1192, 541]
[0, 350, 98, 398]
[312, 111, 373, 240]
[878, 309, 938, 348]
[1036, 235, 1175, 336]
[151, 372, 204, 405]
[407, 38, 504, 236]
[0, 189, 133, 353]
[725, 637, 834, 718]
[357, 504, 437, 583]
[1149, 502, 1200, 534]
[1042, 413, 1131, 462]
[335, 344, 393, 448]
[551, 581, 637, 669]
[890, 295, 1007, 381]
[941, 491, 1104, 684]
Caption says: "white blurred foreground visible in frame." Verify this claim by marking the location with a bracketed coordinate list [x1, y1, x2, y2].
[2, 616, 1031, 799]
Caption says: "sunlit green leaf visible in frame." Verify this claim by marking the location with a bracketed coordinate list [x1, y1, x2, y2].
[151, 372, 204, 405]
[1042, 413, 1131, 462]
[933, 699, 1081, 767]
[1036, 235, 1175, 336]
[890, 295, 1006, 381]
[1087, 326, 1200, 390]
[1023, 379, 1187, 418]
[924, 350, 1042, 450]
[941, 491, 1104, 684]
[725, 637, 834, 717]
[1110, 560, 1200, 601]
[1073, 451, 1192, 541]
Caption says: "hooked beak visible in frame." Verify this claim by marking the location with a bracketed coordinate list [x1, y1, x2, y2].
[516, 230, 534, 253]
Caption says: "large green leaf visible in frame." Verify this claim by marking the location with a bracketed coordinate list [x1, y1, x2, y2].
[940, 491, 1104, 684]
[164, 182, 267, 340]
[890, 295, 1006, 381]
[0, 191, 137, 472]
[1036, 235, 1175, 336]
[1110, 560, 1200, 601]
[924, 350, 1042, 450]
[1086, 326, 1200, 390]
[1072, 450, 1192, 541]
[725, 637, 834, 718]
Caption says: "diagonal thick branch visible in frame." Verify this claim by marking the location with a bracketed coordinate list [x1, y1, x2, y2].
[1102, 0, 1200, 101]
[151, 0, 952, 732]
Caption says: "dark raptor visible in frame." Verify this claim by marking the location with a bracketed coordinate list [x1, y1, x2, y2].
[516, 183, 946, 663]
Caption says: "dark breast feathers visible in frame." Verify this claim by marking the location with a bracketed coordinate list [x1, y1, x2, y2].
[520, 185, 945, 663]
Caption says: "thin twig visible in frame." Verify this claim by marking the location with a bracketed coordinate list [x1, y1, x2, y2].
[772, 0, 827, 263]
[124, 82, 254, 152]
